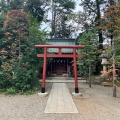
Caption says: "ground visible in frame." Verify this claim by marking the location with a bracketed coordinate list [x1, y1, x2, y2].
[0, 82, 120, 120]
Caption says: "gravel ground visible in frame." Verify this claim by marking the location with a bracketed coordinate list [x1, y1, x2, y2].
[0, 82, 120, 120]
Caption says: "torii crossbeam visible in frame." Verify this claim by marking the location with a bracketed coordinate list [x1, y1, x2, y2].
[35, 45, 85, 93]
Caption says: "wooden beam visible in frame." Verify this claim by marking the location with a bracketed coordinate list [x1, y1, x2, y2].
[58, 48, 62, 55]
[37, 54, 83, 58]
[35, 45, 85, 49]
[41, 47, 47, 93]
[73, 48, 79, 93]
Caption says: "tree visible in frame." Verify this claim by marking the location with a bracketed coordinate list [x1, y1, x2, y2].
[3, 10, 29, 66]
[0, 0, 50, 22]
[68, 11, 92, 33]
[77, 31, 98, 88]
[25, 0, 51, 22]
[0, 10, 29, 90]
[0, 13, 6, 47]
[0, 9, 48, 93]
[51, 0, 75, 38]
[28, 15, 47, 73]
[74, 0, 110, 76]
[0, 0, 24, 13]
[99, 4, 120, 97]
[0, 13, 6, 75]
[80, 0, 106, 48]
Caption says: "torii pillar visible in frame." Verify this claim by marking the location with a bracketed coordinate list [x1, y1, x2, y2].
[35, 45, 85, 94]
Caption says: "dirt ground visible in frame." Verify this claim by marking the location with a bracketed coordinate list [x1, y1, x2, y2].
[0, 82, 120, 120]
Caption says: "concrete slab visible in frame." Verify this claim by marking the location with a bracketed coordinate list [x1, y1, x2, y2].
[38, 92, 48, 97]
[72, 92, 82, 97]
[44, 83, 78, 113]
[40, 80, 86, 83]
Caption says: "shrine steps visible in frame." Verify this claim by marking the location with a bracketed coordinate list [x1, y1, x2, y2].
[40, 76, 86, 83]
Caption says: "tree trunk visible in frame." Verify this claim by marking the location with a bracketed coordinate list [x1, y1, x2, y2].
[113, 86, 117, 97]
[51, 0, 56, 38]
[96, 0, 103, 46]
[89, 63, 91, 88]
[18, 31, 21, 69]
[112, 36, 117, 97]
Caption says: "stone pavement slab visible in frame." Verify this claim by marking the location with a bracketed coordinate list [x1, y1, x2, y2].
[44, 80, 86, 83]
[44, 83, 78, 113]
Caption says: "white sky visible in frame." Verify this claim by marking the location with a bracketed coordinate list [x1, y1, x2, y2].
[74, 0, 83, 12]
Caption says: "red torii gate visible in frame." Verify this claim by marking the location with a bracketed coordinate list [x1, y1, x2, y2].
[35, 45, 85, 93]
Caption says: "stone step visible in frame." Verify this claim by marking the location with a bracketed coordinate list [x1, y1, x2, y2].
[40, 79, 86, 83]
[46, 77, 86, 80]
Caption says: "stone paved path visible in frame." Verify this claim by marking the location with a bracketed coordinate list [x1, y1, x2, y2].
[44, 83, 78, 113]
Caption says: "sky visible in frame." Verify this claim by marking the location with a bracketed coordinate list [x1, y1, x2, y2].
[41, 0, 82, 35]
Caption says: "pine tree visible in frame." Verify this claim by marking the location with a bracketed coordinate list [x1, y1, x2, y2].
[78, 31, 98, 88]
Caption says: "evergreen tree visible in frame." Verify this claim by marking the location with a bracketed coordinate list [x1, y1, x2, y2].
[51, 0, 75, 38]
[99, 4, 120, 97]
[80, 0, 105, 47]
[78, 31, 98, 88]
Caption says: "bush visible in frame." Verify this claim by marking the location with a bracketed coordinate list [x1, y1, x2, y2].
[6, 87, 16, 95]
[0, 10, 47, 94]
[12, 69, 40, 92]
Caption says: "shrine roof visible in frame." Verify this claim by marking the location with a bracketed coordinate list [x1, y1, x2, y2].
[48, 38, 76, 42]
[47, 38, 76, 53]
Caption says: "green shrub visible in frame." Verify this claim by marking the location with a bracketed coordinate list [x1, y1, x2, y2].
[6, 87, 16, 95]
[0, 11, 47, 94]
[11, 69, 40, 92]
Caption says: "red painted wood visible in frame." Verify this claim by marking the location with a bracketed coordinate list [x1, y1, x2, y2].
[42, 47, 47, 89]
[37, 54, 83, 58]
[73, 48, 78, 89]
[35, 44, 85, 93]
[35, 45, 85, 49]
[58, 48, 62, 55]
